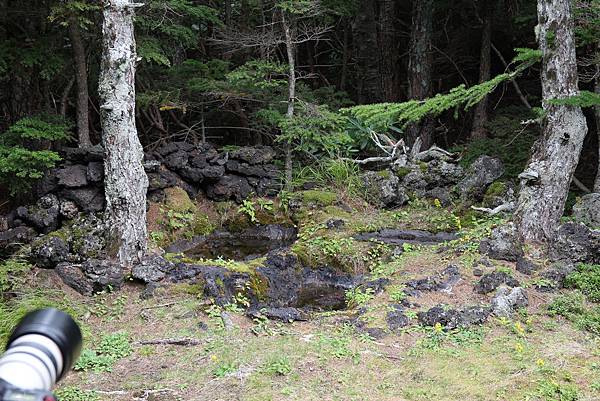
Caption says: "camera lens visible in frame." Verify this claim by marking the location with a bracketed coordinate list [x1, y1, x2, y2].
[0, 308, 82, 391]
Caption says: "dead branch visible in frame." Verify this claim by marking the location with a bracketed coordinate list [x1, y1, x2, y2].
[471, 202, 516, 215]
[136, 338, 203, 346]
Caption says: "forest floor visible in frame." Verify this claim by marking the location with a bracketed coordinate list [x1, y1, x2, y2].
[8, 199, 600, 401]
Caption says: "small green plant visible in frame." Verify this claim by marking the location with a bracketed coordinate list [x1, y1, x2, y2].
[74, 332, 132, 372]
[213, 362, 238, 378]
[257, 198, 274, 211]
[238, 199, 258, 223]
[388, 285, 407, 303]
[262, 355, 292, 376]
[548, 292, 586, 317]
[54, 387, 99, 401]
[534, 378, 580, 401]
[0, 258, 32, 293]
[316, 325, 358, 361]
[345, 287, 375, 308]
[565, 264, 600, 302]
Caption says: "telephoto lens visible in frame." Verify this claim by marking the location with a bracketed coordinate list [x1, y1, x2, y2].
[0, 308, 82, 391]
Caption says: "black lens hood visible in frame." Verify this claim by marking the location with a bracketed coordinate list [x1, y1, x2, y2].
[6, 308, 82, 381]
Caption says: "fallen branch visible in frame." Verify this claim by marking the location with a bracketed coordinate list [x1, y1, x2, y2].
[572, 176, 591, 194]
[471, 202, 516, 215]
[141, 301, 179, 310]
[136, 338, 203, 346]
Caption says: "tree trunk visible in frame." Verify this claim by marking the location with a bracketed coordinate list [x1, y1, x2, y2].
[514, 0, 588, 242]
[470, 0, 494, 140]
[99, 0, 148, 265]
[406, 0, 434, 148]
[282, 12, 295, 189]
[69, 15, 92, 148]
[594, 45, 600, 193]
[378, 0, 397, 102]
[353, 0, 382, 104]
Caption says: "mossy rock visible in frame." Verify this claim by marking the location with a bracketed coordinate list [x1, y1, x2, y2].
[164, 187, 197, 214]
[395, 167, 412, 179]
[192, 213, 215, 236]
[418, 162, 428, 173]
[293, 190, 337, 207]
[376, 170, 392, 179]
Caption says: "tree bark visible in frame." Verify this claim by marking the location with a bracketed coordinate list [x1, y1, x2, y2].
[378, 0, 397, 102]
[594, 44, 600, 193]
[353, 0, 382, 104]
[68, 15, 92, 148]
[514, 0, 588, 242]
[99, 0, 148, 265]
[282, 12, 295, 189]
[406, 0, 434, 148]
[470, 0, 494, 140]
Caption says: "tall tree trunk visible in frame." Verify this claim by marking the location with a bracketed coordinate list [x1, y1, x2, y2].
[353, 0, 382, 104]
[514, 0, 588, 242]
[378, 0, 397, 102]
[406, 0, 434, 148]
[68, 16, 92, 148]
[99, 0, 148, 265]
[282, 12, 295, 189]
[470, 0, 494, 140]
[594, 71, 600, 193]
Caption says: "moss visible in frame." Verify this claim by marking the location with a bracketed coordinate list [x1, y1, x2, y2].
[248, 274, 269, 302]
[376, 170, 391, 179]
[293, 190, 337, 206]
[418, 162, 428, 173]
[395, 167, 412, 179]
[164, 187, 197, 214]
[484, 181, 507, 198]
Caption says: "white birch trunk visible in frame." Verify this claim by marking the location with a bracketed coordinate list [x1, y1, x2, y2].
[514, 0, 588, 242]
[282, 12, 295, 189]
[99, 0, 148, 265]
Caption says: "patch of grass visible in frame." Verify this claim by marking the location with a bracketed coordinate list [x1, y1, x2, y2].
[565, 263, 600, 302]
[0, 257, 31, 292]
[262, 355, 292, 376]
[213, 361, 238, 378]
[74, 332, 132, 372]
[54, 386, 99, 401]
[547, 291, 600, 335]
[292, 190, 338, 206]
[345, 287, 375, 308]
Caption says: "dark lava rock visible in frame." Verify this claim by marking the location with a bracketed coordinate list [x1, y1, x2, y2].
[61, 145, 104, 162]
[0, 226, 37, 255]
[572, 193, 600, 227]
[164, 150, 188, 171]
[479, 223, 523, 262]
[326, 219, 345, 229]
[56, 259, 124, 295]
[418, 305, 490, 329]
[17, 194, 60, 233]
[178, 166, 204, 183]
[474, 271, 520, 294]
[30, 236, 70, 268]
[457, 155, 504, 200]
[86, 162, 104, 182]
[386, 305, 410, 331]
[157, 141, 195, 157]
[199, 165, 226, 180]
[60, 187, 105, 212]
[516, 257, 540, 275]
[132, 255, 175, 283]
[473, 268, 484, 277]
[56, 165, 88, 188]
[140, 282, 161, 300]
[355, 229, 457, 245]
[247, 306, 309, 322]
[205, 175, 252, 202]
[550, 222, 600, 264]
[538, 262, 576, 291]
[406, 265, 461, 292]
[361, 171, 409, 208]
[491, 286, 528, 317]
[59, 199, 79, 220]
[229, 146, 275, 165]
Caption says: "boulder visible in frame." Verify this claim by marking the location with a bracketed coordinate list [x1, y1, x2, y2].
[491, 286, 528, 317]
[229, 146, 275, 165]
[164, 150, 189, 171]
[474, 271, 520, 294]
[205, 175, 252, 202]
[156, 141, 194, 157]
[59, 199, 79, 220]
[551, 222, 600, 264]
[56, 259, 124, 295]
[16, 195, 60, 233]
[362, 170, 409, 208]
[247, 306, 309, 322]
[86, 162, 104, 183]
[386, 304, 410, 331]
[60, 187, 104, 212]
[515, 257, 540, 275]
[406, 265, 461, 292]
[479, 223, 523, 262]
[132, 255, 175, 283]
[30, 236, 70, 268]
[0, 226, 37, 255]
[418, 305, 490, 329]
[422, 160, 464, 187]
[199, 165, 225, 180]
[572, 193, 600, 227]
[56, 165, 89, 188]
[457, 155, 504, 200]
[61, 146, 104, 163]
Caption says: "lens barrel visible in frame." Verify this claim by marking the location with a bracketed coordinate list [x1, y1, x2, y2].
[0, 309, 82, 391]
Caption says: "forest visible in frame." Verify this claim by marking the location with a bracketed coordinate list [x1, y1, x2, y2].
[0, 0, 600, 400]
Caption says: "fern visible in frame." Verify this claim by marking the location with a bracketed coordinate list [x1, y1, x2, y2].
[548, 91, 600, 108]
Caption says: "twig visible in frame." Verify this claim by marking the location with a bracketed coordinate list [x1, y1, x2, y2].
[471, 202, 516, 215]
[141, 301, 179, 310]
[491, 43, 532, 110]
[572, 176, 591, 194]
[136, 338, 203, 346]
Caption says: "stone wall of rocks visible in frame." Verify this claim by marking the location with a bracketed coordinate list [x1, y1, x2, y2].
[0, 142, 282, 254]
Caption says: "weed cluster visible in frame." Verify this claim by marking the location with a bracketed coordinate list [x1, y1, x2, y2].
[548, 291, 600, 335]
[74, 332, 132, 372]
